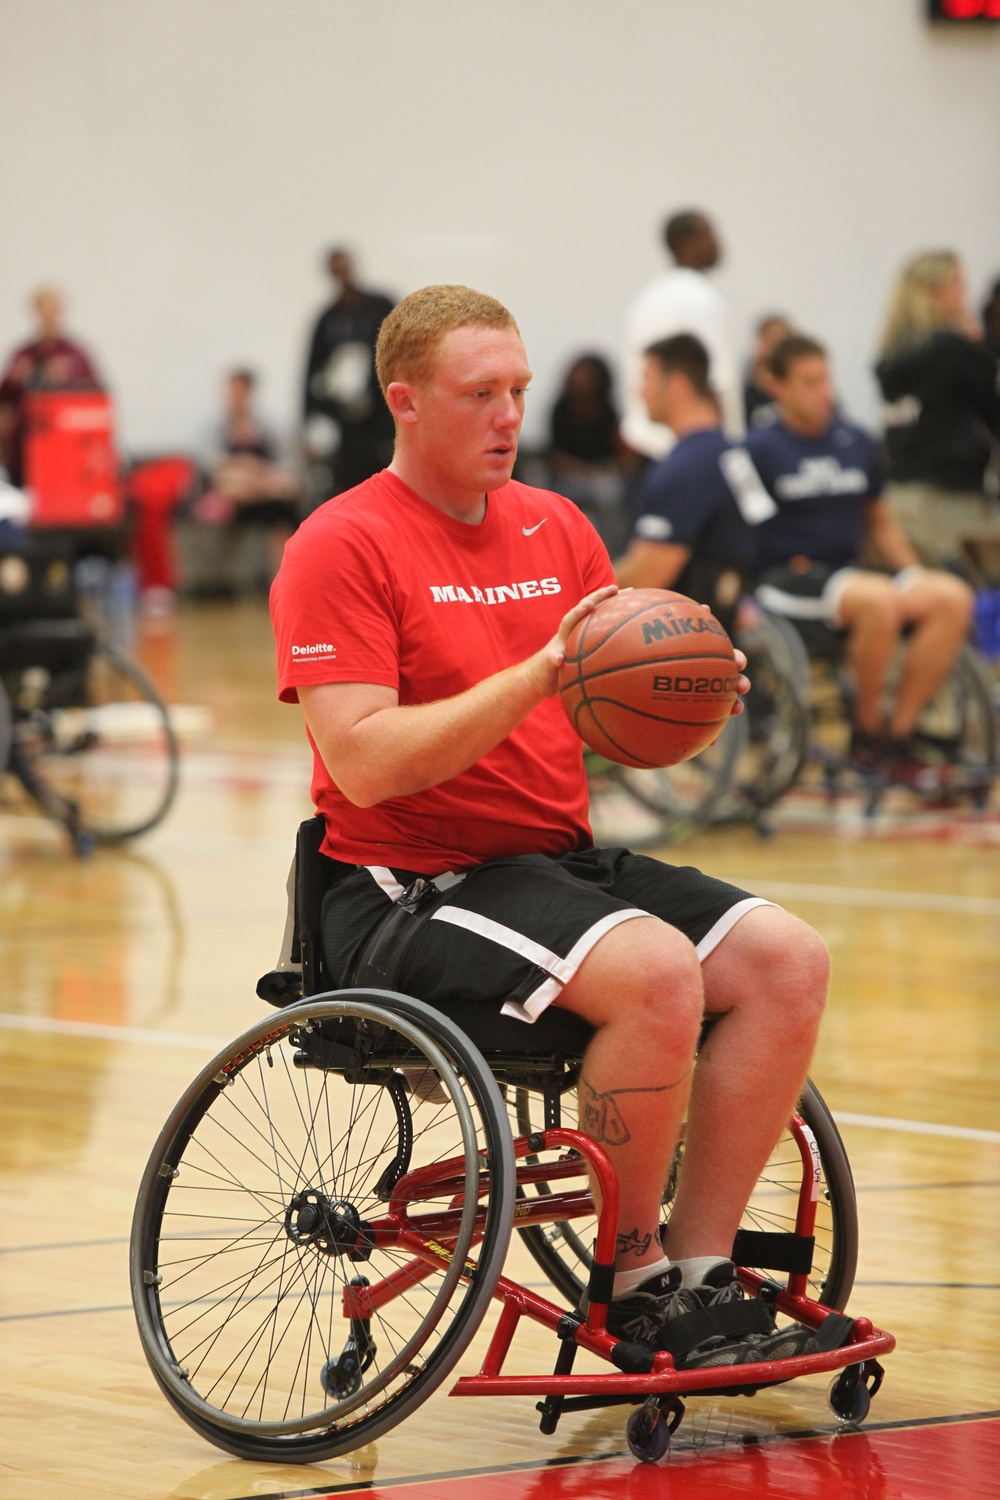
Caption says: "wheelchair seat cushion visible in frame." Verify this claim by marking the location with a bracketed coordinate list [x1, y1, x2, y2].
[426, 993, 593, 1063]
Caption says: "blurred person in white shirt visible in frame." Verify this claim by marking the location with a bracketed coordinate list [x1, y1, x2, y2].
[622, 211, 741, 460]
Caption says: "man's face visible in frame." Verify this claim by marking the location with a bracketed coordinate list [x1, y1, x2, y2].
[401, 325, 531, 495]
[774, 355, 834, 434]
[329, 250, 354, 288]
[678, 217, 721, 271]
[33, 289, 63, 337]
[641, 357, 676, 426]
[227, 374, 253, 412]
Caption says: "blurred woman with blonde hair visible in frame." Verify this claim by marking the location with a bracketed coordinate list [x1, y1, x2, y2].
[875, 250, 1000, 572]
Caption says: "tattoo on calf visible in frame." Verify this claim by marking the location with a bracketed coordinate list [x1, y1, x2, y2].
[579, 1071, 690, 1147]
[616, 1226, 653, 1259]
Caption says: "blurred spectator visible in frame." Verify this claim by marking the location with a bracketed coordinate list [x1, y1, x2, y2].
[875, 250, 1000, 571]
[750, 334, 973, 773]
[622, 209, 741, 460]
[982, 275, 1000, 354]
[546, 353, 630, 550]
[614, 334, 772, 634]
[303, 247, 395, 499]
[194, 369, 302, 582]
[744, 314, 795, 428]
[0, 287, 101, 484]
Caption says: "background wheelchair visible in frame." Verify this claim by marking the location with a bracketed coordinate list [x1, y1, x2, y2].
[589, 606, 810, 843]
[760, 608, 998, 817]
[0, 534, 179, 851]
[130, 816, 893, 1466]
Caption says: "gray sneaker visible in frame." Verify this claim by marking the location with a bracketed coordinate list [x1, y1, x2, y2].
[693, 1260, 835, 1362]
[599, 1264, 772, 1369]
[598, 1266, 701, 1348]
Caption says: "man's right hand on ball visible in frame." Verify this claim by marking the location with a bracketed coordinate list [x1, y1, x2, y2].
[525, 585, 619, 697]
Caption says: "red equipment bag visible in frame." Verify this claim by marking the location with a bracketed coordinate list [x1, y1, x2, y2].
[23, 389, 124, 527]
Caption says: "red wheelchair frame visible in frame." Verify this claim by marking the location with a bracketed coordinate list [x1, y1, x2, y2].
[342, 1112, 893, 1460]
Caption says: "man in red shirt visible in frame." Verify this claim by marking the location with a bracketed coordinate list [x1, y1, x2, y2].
[271, 285, 834, 1369]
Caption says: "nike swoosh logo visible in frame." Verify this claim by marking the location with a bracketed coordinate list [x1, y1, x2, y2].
[522, 519, 548, 536]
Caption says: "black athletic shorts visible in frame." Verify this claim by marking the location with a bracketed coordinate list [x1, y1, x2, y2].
[321, 846, 771, 1024]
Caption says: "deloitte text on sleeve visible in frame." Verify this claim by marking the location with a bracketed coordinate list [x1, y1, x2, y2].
[292, 643, 337, 658]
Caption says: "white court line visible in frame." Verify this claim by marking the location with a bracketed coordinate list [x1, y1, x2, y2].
[726, 879, 1000, 918]
[0, 1012, 228, 1051]
[832, 1111, 1000, 1146]
[2, 1012, 998, 1144]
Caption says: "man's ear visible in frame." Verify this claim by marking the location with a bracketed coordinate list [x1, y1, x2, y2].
[386, 381, 418, 426]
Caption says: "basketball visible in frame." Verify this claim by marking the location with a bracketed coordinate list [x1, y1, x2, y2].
[558, 588, 739, 768]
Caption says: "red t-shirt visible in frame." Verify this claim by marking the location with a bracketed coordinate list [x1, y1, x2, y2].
[271, 469, 614, 873]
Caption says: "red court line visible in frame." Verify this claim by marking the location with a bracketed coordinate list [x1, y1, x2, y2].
[293, 1414, 1000, 1500]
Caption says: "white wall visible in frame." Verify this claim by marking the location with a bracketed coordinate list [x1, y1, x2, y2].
[1, 0, 999, 453]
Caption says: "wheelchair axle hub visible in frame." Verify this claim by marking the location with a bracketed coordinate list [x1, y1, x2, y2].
[284, 1190, 373, 1259]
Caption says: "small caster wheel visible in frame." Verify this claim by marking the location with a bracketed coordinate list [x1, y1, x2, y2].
[626, 1398, 680, 1463]
[828, 1366, 871, 1425]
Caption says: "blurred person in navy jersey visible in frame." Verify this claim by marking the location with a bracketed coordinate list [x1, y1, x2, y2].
[0, 287, 102, 485]
[875, 251, 1000, 571]
[547, 353, 630, 551]
[750, 334, 972, 774]
[743, 314, 794, 429]
[615, 333, 775, 634]
[303, 248, 396, 500]
[622, 210, 741, 461]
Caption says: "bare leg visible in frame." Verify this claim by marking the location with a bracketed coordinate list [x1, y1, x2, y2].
[662, 906, 829, 1261]
[888, 573, 973, 736]
[836, 575, 903, 733]
[554, 917, 703, 1273]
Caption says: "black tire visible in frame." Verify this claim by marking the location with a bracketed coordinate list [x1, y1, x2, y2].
[511, 1077, 857, 1313]
[607, 710, 749, 836]
[8, 640, 179, 841]
[131, 991, 515, 1463]
[0, 680, 11, 777]
[726, 612, 810, 813]
[916, 642, 997, 798]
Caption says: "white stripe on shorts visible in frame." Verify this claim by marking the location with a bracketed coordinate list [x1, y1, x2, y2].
[756, 567, 857, 627]
[366, 866, 406, 901]
[430, 904, 649, 1024]
[695, 897, 776, 961]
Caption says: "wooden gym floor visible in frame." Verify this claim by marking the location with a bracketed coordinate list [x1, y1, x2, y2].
[1, 599, 998, 1500]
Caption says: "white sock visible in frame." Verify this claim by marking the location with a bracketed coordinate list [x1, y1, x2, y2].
[673, 1255, 731, 1291]
[612, 1255, 671, 1299]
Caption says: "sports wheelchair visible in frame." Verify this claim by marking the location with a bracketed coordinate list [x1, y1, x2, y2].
[130, 816, 893, 1466]
[0, 536, 179, 851]
[757, 608, 998, 817]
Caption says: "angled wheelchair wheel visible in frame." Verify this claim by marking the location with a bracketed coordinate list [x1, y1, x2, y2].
[0, 681, 11, 779]
[131, 991, 514, 1463]
[911, 643, 997, 802]
[511, 1077, 857, 1313]
[8, 640, 179, 843]
[727, 612, 810, 814]
[608, 710, 749, 835]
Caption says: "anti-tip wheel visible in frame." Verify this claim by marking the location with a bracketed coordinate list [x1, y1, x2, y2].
[626, 1401, 672, 1463]
[828, 1366, 872, 1425]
